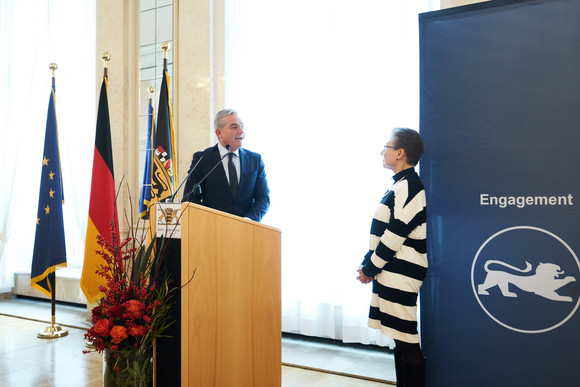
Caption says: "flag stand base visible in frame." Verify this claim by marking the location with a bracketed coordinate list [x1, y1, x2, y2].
[37, 323, 68, 339]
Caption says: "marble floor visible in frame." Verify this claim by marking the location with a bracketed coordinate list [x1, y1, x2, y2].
[0, 297, 395, 386]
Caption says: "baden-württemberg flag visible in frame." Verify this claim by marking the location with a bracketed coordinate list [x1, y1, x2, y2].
[139, 96, 155, 218]
[31, 84, 67, 297]
[81, 75, 119, 304]
[150, 70, 177, 204]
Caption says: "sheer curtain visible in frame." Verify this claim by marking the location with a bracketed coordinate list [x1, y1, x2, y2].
[0, 1, 95, 291]
[225, 0, 437, 345]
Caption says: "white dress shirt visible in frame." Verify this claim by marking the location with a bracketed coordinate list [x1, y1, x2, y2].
[217, 143, 240, 184]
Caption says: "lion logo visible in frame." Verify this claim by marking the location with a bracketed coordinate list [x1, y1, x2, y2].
[159, 208, 178, 224]
[477, 260, 576, 302]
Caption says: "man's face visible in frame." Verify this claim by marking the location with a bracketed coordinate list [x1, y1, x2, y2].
[216, 114, 245, 151]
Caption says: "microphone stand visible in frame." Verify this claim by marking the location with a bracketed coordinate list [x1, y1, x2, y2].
[182, 146, 231, 201]
[170, 154, 206, 202]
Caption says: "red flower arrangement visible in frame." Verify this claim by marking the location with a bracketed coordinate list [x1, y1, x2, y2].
[84, 219, 176, 385]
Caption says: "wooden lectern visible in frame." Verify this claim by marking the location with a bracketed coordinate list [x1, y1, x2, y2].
[168, 202, 281, 386]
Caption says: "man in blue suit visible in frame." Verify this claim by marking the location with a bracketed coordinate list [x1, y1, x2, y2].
[182, 109, 270, 222]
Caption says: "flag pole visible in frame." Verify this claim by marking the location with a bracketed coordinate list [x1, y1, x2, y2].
[37, 272, 68, 338]
[147, 84, 157, 386]
[38, 62, 68, 339]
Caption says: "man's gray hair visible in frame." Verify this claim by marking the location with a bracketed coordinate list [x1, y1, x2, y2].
[214, 108, 239, 130]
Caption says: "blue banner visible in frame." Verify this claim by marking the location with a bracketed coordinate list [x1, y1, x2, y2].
[420, 1, 580, 385]
[31, 84, 67, 296]
[139, 98, 155, 219]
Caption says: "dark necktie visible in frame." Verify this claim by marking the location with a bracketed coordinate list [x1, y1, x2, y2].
[228, 153, 238, 198]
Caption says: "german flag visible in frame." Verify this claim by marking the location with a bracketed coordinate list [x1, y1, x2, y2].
[80, 75, 118, 304]
[150, 70, 177, 204]
[31, 82, 67, 296]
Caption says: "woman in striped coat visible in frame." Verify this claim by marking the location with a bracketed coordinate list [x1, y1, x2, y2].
[357, 128, 427, 387]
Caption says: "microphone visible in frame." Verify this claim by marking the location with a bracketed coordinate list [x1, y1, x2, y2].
[170, 153, 206, 202]
[182, 144, 231, 201]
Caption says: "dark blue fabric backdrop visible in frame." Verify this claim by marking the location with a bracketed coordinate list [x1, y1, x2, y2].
[419, 1, 580, 385]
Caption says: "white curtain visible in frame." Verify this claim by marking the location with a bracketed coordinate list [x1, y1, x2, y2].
[0, 0, 95, 291]
[225, 0, 437, 345]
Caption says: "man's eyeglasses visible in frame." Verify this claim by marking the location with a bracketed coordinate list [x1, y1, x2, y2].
[383, 145, 397, 151]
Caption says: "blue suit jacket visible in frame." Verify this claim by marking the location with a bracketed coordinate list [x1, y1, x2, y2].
[182, 144, 270, 222]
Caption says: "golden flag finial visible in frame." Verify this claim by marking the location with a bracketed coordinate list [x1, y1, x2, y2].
[161, 42, 170, 71]
[101, 52, 111, 77]
[148, 86, 155, 99]
[101, 52, 111, 67]
[161, 42, 170, 58]
[49, 63, 58, 78]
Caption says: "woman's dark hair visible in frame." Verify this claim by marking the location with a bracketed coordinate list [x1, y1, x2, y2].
[391, 128, 424, 166]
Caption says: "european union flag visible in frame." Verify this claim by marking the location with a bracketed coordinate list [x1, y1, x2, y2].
[31, 84, 67, 297]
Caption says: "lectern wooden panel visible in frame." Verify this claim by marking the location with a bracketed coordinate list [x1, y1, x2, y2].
[180, 203, 281, 387]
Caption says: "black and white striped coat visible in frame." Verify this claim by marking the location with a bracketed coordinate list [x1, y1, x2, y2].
[361, 167, 427, 344]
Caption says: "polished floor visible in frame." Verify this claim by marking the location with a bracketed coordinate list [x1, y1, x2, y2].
[0, 298, 395, 386]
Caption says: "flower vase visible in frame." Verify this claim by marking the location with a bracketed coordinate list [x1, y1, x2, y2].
[103, 347, 153, 387]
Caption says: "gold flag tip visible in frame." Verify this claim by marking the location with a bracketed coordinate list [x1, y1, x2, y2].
[161, 41, 170, 52]
[37, 323, 68, 339]
[49, 63, 58, 71]
[101, 52, 111, 62]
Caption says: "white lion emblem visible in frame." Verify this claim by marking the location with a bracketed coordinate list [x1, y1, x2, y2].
[477, 260, 576, 302]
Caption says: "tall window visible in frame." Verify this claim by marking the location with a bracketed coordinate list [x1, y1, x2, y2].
[225, 0, 436, 345]
[0, 0, 96, 290]
[138, 0, 173, 188]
